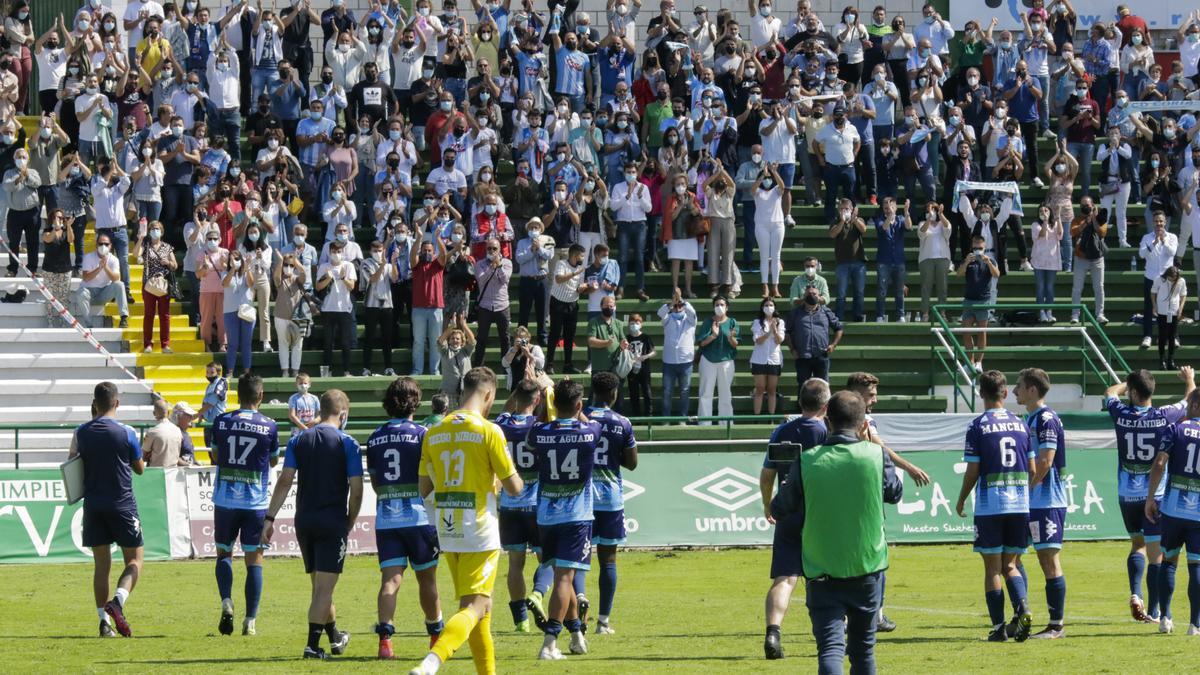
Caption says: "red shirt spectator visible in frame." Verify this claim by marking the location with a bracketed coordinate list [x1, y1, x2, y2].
[760, 41, 787, 101]
[412, 253, 446, 309]
[424, 109, 457, 166]
[471, 211, 514, 260]
[1116, 9, 1147, 48]
[207, 196, 244, 251]
[639, 167, 667, 217]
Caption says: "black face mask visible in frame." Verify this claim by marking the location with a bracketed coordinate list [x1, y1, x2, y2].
[1081, 205, 1093, 215]
[365, 71, 377, 82]
[443, 159, 455, 168]
[804, 295, 818, 306]
[601, 306, 614, 318]
[321, 74, 333, 84]
[258, 104, 269, 113]
[206, 375, 217, 383]
[387, 158, 400, 168]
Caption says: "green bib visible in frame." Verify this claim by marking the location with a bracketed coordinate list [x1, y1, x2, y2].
[800, 440, 889, 579]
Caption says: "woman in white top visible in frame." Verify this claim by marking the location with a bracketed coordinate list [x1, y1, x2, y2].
[749, 297, 786, 414]
[221, 249, 256, 378]
[753, 162, 786, 298]
[833, 8, 870, 85]
[130, 138, 165, 222]
[703, 161, 737, 296]
[239, 222, 275, 352]
[1119, 26, 1154, 101]
[917, 202, 952, 322]
[1030, 204, 1064, 323]
[1151, 266, 1187, 369]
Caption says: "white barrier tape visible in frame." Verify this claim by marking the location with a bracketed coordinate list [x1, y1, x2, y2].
[0, 234, 156, 397]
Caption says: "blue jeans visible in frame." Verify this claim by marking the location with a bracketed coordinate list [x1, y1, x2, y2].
[1067, 141, 1095, 197]
[836, 261, 866, 320]
[1034, 269, 1057, 306]
[216, 108, 242, 162]
[1036, 75, 1051, 131]
[250, 67, 281, 105]
[223, 311, 255, 374]
[559, 92, 585, 113]
[740, 201, 757, 268]
[823, 163, 856, 223]
[661, 361, 693, 418]
[617, 220, 646, 291]
[903, 166, 935, 207]
[137, 200, 162, 223]
[97, 226, 130, 293]
[412, 307, 443, 375]
[875, 262, 906, 319]
[78, 139, 107, 167]
[806, 571, 883, 675]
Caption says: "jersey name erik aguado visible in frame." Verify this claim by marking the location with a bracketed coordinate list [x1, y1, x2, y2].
[584, 406, 636, 512]
[1106, 396, 1187, 502]
[212, 409, 280, 510]
[366, 419, 430, 529]
[1160, 418, 1200, 522]
[1027, 406, 1067, 509]
[530, 418, 601, 526]
[495, 412, 539, 510]
[964, 409, 1034, 516]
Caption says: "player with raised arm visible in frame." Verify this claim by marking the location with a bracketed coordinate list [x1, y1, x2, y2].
[956, 370, 1035, 642]
[584, 371, 638, 636]
[1104, 366, 1195, 623]
[495, 378, 554, 633]
[760, 378, 830, 660]
[1146, 389, 1200, 635]
[261, 390, 364, 660]
[365, 378, 444, 660]
[1013, 368, 1068, 639]
[210, 374, 280, 637]
[530, 378, 602, 660]
[69, 382, 146, 638]
[846, 372, 929, 632]
[408, 367, 525, 675]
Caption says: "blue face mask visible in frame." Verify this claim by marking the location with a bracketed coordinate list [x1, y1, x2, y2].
[670, 310, 684, 320]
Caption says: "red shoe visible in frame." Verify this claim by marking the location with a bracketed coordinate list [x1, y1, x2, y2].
[104, 598, 131, 637]
[1129, 594, 1151, 623]
[378, 637, 394, 660]
[869, 195, 878, 205]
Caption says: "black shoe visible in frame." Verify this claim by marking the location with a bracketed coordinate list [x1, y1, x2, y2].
[987, 625, 1008, 642]
[99, 621, 117, 638]
[330, 630, 350, 655]
[543, 364, 555, 375]
[564, 365, 582, 375]
[876, 613, 897, 633]
[303, 646, 329, 660]
[577, 594, 590, 634]
[526, 597, 549, 632]
[218, 608, 234, 636]
[1013, 613, 1032, 642]
[1004, 615, 1020, 638]
[125, 293, 134, 306]
[118, 316, 128, 329]
[1167, 359, 1177, 370]
[764, 631, 784, 659]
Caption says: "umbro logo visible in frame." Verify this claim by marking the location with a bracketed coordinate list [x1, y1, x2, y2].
[622, 479, 645, 501]
[682, 467, 760, 512]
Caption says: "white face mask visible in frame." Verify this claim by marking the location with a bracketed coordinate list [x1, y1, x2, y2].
[372, 251, 384, 262]
[329, 253, 342, 265]
[713, 304, 726, 317]
[805, 266, 816, 277]
[763, 305, 774, 316]
[675, 185, 686, 194]
[752, 153, 762, 163]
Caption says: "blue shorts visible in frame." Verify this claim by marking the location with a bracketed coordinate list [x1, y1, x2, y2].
[592, 509, 627, 546]
[1028, 507, 1066, 551]
[499, 509, 540, 553]
[973, 513, 1029, 554]
[961, 299, 990, 324]
[769, 512, 805, 579]
[214, 506, 267, 553]
[776, 163, 797, 188]
[1121, 499, 1162, 541]
[1160, 514, 1200, 562]
[540, 521, 593, 570]
[296, 526, 348, 575]
[376, 524, 440, 570]
[81, 507, 143, 549]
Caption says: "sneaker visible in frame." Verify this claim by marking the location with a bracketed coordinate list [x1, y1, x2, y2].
[104, 598, 131, 637]
[1033, 177, 1045, 188]
[527, 593, 549, 632]
[637, 289, 649, 302]
[263, 343, 274, 353]
[972, 362, 983, 374]
[514, 619, 531, 633]
[162, 346, 173, 354]
[361, 368, 373, 377]
[875, 315, 886, 323]
[1130, 595, 1151, 622]
[876, 613, 897, 633]
[99, 620, 117, 638]
[1118, 240, 1131, 248]
[1141, 336, 1152, 348]
[596, 621, 615, 635]
[383, 368, 396, 376]
[569, 631, 588, 655]
[1042, 129, 1057, 139]
[987, 625, 1008, 642]
[378, 637, 394, 659]
[1045, 313, 1057, 324]
[1160, 616, 1175, 634]
[786, 215, 796, 226]
[1187, 624, 1200, 636]
[303, 646, 329, 660]
[219, 598, 234, 636]
[1029, 624, 1064, 639]
[330, 630, 351, 655]
[1096, 315, 1109, 325]
[242, 618, 256, 636]
[1013, 612, 1033, 642]
[1019, 261, 1034, 272]
[118, 316, 128, 329]
[538, 644, 566, 660]
[577, 594, 590, 629]
[764, 630, 784, 659]
[408, 655, 442, 674]
[896, 315, 908, 323]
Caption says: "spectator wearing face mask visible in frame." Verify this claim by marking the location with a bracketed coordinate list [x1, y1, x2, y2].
[70, 232, 130, 329]
[789, 255, 829, 307]
[3, 147, 41, 276]
[221, 249, 256, 378]
[136, 219, 177, 353]
[316, 240, 357, 378]
[696, 295, 739, 424]
[749, 297, 786, 414]
[1069, 197, 1109, 325]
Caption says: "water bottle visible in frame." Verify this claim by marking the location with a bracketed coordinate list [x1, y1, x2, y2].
[1130, 255, 1137, 271]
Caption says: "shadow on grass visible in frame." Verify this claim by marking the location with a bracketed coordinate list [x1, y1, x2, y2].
[11, 634, 167, 639]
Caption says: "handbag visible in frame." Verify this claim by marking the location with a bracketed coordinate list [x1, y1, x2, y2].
[1100, 178, 1121, 196]
[613, 347, 635, 379]
[287, 195, 305, 216]
[687, 214, 712, 238]
[237, 303, 256, 323]
[145, 274, 169, 297]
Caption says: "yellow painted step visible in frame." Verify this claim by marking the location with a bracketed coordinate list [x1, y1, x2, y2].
[139, 353, 214, 367]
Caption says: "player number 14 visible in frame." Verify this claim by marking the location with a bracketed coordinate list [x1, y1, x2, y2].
[547, 447, 579, 480]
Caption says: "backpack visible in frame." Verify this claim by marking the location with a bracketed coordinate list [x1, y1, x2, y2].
[1077, 221, 1107, 261]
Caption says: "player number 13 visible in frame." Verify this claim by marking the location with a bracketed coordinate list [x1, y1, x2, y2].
[440, 449, 466, 487]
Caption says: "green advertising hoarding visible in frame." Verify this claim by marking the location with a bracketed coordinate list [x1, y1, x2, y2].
[621, 449, 1124, 547]
[0, 468, 171, 563]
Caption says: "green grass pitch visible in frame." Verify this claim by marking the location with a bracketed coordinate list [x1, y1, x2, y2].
[1, 541, 1196, 673]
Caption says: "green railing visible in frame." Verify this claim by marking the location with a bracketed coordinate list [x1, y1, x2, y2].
[929, 303, 1130, 413]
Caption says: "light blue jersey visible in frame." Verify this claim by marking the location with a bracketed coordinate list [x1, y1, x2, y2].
[554, 46, 589, 96]
[583, 405, 636, 512]
[495, 412, 540, 509]
[1160, 418, 1200, 522]
[287, 392, 320, 432]
[531, 418, 600, 526]
[1106, 396, 1186, 502]
[1027, 406, 1068, 510]
[365, 419, 429, 529]
[211, 409, 280, 510]
[964, 408, 1034, 516]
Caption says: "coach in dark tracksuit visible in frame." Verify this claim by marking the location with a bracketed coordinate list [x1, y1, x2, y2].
[772, 390, 902, 675]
